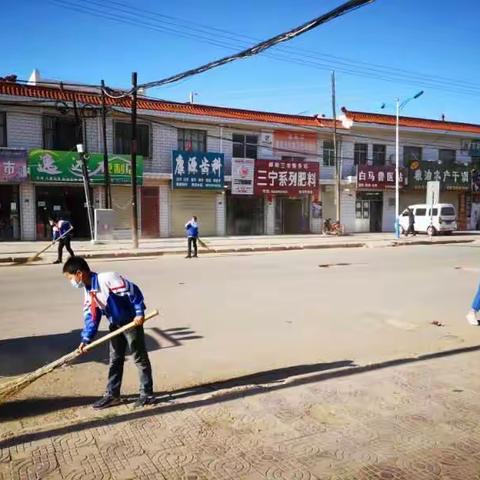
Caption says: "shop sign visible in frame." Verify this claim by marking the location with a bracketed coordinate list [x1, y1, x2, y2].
[231, 158, 255, 195]
[254, 159, 319, 196]
[408, 161, 470, 191]
[28, 149, 143, 185]
[273, 130, 318, 156]
[172, 150, 224, 190]
[357, 165, 405, 190]
[0, 148, 27, 183]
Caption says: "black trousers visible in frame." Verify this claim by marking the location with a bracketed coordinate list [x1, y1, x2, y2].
[187, 237, 198, 257]
[57, 236, 74, 261]
[107, 324, 153, 397]
[406, 224, 416, 236]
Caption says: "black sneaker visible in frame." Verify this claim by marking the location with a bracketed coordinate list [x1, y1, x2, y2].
[185, 255, 191, 259]
[53, 259, 62, 264]
[133, 395, 156, 408]
[92, 395, 121, 409]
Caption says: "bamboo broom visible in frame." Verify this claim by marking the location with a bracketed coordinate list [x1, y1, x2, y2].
[14, 227, 74, 264]
[0, 309, 159, 405]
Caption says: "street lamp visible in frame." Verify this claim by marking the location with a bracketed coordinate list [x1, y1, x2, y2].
[77, 143, 95, 242]
[382, 90, 424, 238]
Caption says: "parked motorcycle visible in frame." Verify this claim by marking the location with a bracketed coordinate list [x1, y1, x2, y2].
[323, 218, 344, 235]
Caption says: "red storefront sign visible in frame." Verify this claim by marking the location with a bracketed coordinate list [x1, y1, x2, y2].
[254, 159, 319, 196]
[273, 130, 318, 155]
[0, 148, 27, 183]
[357, 165, 406, 190]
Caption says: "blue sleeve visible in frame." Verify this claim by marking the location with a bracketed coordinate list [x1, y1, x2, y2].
[81, 304, 102, 344]
[131, 284, 146, 317]
[472, 281, 480, 311]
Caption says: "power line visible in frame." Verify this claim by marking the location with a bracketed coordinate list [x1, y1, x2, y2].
[50, 0, 480, 98]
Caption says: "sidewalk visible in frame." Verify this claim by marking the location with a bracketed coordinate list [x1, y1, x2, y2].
[0, 232, 479, 264]
[2, 345, 480, 479]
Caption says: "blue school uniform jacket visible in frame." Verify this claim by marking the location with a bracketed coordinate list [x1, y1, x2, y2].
[81, 272, 146, 344]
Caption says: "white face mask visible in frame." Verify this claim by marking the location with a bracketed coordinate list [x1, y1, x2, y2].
[70, 278, 84, 289]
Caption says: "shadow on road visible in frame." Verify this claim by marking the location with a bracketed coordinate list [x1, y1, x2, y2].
[0, 326, 202, 376]
[3, 342, 480, 449]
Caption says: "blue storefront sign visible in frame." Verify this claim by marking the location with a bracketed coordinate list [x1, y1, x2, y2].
[172, 150, 224, 190]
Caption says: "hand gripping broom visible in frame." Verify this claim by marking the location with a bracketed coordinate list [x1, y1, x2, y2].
[0, 310, 159, 405]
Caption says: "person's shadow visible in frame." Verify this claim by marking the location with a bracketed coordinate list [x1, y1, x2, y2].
[0, 326, 202, 377]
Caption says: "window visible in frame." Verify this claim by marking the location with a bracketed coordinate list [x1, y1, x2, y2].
[429, 208, 438, 216]
[0, 112, 6, 147]
[415, 208, 426, 216]
[114, 122, 150, 157]
[372, 144, 386, 166]
[441, 206, 455, 216]
[43, 116, 82, 150]
[323, 140, 335, 167]
[232, 133, 258, 159]
[439, 149, 456, 166]
[403, 146, 422, 165]
[354, 143, 367, 165]
[178, 128, 207, 152]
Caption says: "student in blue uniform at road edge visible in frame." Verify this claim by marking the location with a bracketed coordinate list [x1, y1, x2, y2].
[49, 216, 74, 264]
[63, 256, 154, 409]
[185, 215, 199, 259]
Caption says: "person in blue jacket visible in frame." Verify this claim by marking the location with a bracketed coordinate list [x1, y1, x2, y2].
[467, 284, 480, 325]
[63, 256, 154, 409]
[185, 216, 199, 259]
[49, 216, 74, 264]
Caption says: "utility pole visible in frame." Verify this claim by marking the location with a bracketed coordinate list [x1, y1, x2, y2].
[101, 80, 111, 209]
[77, 144, 95, 241]
[332, 71, 341, 224]
[131, 72, 139, 249]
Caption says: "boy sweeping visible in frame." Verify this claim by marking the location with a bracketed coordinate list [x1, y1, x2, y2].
[63, 256, 154, 409]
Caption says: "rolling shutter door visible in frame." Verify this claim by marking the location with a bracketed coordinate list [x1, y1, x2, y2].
[171, 190, 216, 237]
[111, 186, 132, 229]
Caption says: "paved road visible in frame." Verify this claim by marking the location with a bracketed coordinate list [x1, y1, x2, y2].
[1, 244, 480, 396]
[2, 245, 480, 478]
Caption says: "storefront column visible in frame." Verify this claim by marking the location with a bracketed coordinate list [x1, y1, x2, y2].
[94, 187, 105, 209]
[159, 183, 170, 238]
[20, 183, 36, 241]
[310, 192, 322, 234]
[265, 195, 275, 235]
[216, 192, 226, 236]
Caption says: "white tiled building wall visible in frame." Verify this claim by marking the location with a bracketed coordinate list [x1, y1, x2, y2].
[159, 183, 170, 238]
[19, 183, 35, 240]
[265, 197, 275, 235]
[216, 192, 226, 236]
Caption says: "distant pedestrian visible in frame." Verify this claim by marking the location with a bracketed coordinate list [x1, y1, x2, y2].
[49, 216, 74, 264]
[185, 216, 199, 259]
[406, 208, 416, 236]
[63, 256, 154, 408]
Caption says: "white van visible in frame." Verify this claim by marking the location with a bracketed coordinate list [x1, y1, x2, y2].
[399, 203, 457, 236]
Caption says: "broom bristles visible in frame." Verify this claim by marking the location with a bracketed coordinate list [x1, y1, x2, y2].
[0, 350, 79, 405]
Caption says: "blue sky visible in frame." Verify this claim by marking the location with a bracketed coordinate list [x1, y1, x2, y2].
[2, 0, 479, 123]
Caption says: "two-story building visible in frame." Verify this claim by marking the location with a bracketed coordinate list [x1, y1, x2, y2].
[339, 108, 480, 232]
[0, 77, 351, 240]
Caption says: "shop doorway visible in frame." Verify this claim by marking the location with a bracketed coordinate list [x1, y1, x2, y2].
[141, 187, 160, 238]
[276, 196, 310, 234]
[36, 186, 91, 240]
[226, 194, 264, 235]
[357, 191, 383, 232]
[0, 185, 20, 240]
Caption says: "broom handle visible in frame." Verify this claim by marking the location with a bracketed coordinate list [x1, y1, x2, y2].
[29, 227, 74, 260]
[2, 310, 159, 390]
[83, 309, 159, 352]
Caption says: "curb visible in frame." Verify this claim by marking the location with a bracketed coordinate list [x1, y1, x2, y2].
[0, 238, 476, 264]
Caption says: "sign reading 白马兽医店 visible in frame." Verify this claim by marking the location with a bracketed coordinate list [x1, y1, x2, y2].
[254, 159, 319, 196]
[172, 150, 224, 190]
[28, 149, 143, 184]
[408, 161, 470, 191]
[357, 165, 406, 190]
[231, 158, 255, 195]
[273, 130, 318, 156]
[0, 148, 28, 183]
